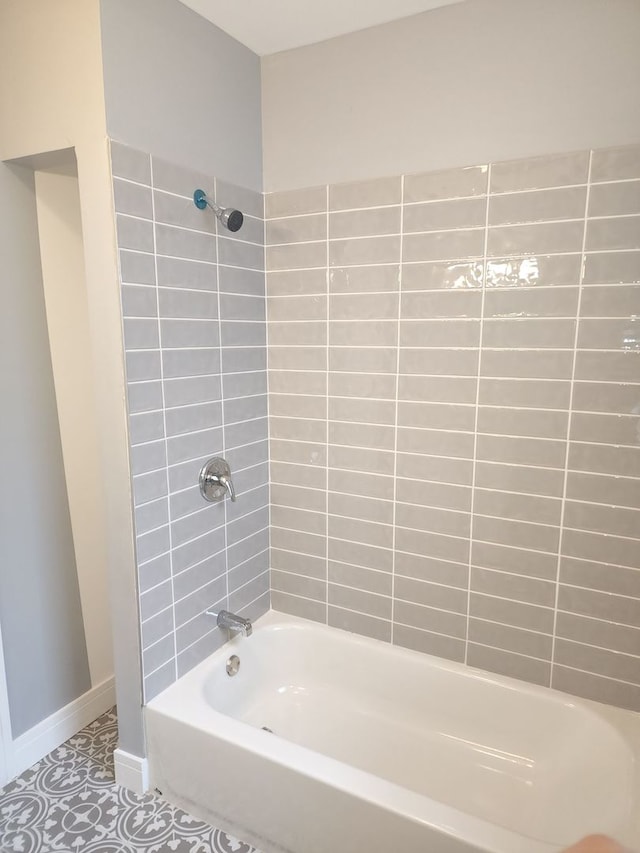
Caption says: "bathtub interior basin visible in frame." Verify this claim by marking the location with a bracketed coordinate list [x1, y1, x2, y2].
[146, 611, 639, 853]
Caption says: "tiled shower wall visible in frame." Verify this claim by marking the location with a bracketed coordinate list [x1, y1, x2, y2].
[110, 142, 269, 701]
[265, 145, 640, 712]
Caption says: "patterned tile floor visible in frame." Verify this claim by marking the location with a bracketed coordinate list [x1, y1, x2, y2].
[0, 708, 260, 852]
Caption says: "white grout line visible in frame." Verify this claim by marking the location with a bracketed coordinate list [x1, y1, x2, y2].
[148, 156, 179, 686]
[550, 151, 595, 687]
[325, 184, 330, 624]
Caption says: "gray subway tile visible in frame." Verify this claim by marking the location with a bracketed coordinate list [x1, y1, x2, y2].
[471, 540, 557, 580]
[394, 599, 465, 639]
[265, 186, 327, 218]
[330, 206, 400, 239]
[568, 442, 640, 478]
[569, 411, 640, 447]
[330, 235, 400, 267]
[394, 624, 465, 662]
[154, 188, 215, 233]
[490, 151, 589, 193]
[582, 251, 640, 285]
[136, 525, 170, 565]
[271, 590, 326, 623]
[133, 470, 168, 507]
[399, 375, 477, 404]
[477, 407, 568, 440]
[489, 186, 586, 226]
[401, 260, 483, 291]
[219, 236, 264, 270]
[155, 223, 216, 263]
[555, 612, 640, 657]
[113, 178, 152, 219]
[141, 606, 174, 650]
[560, 556, 640, 598]
[486, 253, 582, 288]
[563, 501, 640, 540]
[470, 566, 556, 607]
[468, 644, 550, 687]
[142, 633, 175, 678]
[394, 552, 468, 588]
[487, 221, 584, 257]
[162, 349, 220, 380]
[479, 377, 571, 410]
[144, 661, 176, 701]
[474, 488, 561, 527]
[123, 318, 159, 350]
[111, 141, 151, 183]
[140, 578, 173, 623]
[125, 351, 161, 383]
[228, 573, 269, 613]
[272, 548, 326, 580]
[473, 514, 560, 554]
[586, 216, 640, 252]
[127, 380, 163, 414]
[267, 268, 326, 297]
[130, 440, 166, 476]
[158, 288, 217, 320]
[589, 181, 640, 217]
[476, 433, 567, 468]
[329, 176, 401, 210]
[172, 505, 224, 549]
[561, 528, 640, 571]
[228, 528, 269, 570]
[120, 250, 156, 285]
[470, 592, 554, 633]
[558, 585, 640, 627]
[117, 214, 154, 252]
[474, 461, 565, 499]
[482, 318, 576, 349]
[394, 575, 467, 613]
[404, 165, 488, 202]
[220, 267, 265, 301]
[403, 229, 484, 263]
[151, 156, 211, 198]
[328, 562, 392, 596]
[591, 144, 640, 183]
[468, 618, 553, 661]
[328, 606, 391, 643]
[552, 666, 640, 713]
[399, 319, 480, 349]
[216, 179, 264, 219]
[404, 197, 486, 232]
[328, 538, 391, 572]
[129, 410, 164, 445]
[328, 585, 392, 621]
[267, 241, 325, 271]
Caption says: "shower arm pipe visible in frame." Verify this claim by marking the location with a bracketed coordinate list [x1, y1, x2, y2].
[193, 189, 220, 214]
[193, 189, 244, 232]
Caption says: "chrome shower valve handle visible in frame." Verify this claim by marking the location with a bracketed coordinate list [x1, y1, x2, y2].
[199, 457, 237, 502]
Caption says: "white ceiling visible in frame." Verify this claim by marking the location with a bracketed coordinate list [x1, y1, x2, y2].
[178, 0, 464, 56]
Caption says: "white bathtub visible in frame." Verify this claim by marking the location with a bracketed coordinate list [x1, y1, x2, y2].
[146, 611, 640, 853]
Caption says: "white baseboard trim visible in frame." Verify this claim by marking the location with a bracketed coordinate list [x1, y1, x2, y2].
[114, 747, 149, 794]
[11, 676, 116, 779]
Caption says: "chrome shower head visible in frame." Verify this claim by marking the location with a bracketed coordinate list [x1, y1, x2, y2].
[193, 189, 244, 232]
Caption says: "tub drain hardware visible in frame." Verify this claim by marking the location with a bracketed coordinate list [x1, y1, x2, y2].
[226, 654, 240, 676]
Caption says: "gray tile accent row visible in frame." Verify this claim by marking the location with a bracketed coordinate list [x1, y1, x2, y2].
[266, 143, 640, 713]
[111, 141, 269, 701]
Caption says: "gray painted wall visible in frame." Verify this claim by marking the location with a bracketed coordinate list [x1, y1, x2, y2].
[262, 0, 640, 191]
[0, 162, 91, 737]
[100, 0, 263, 191]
